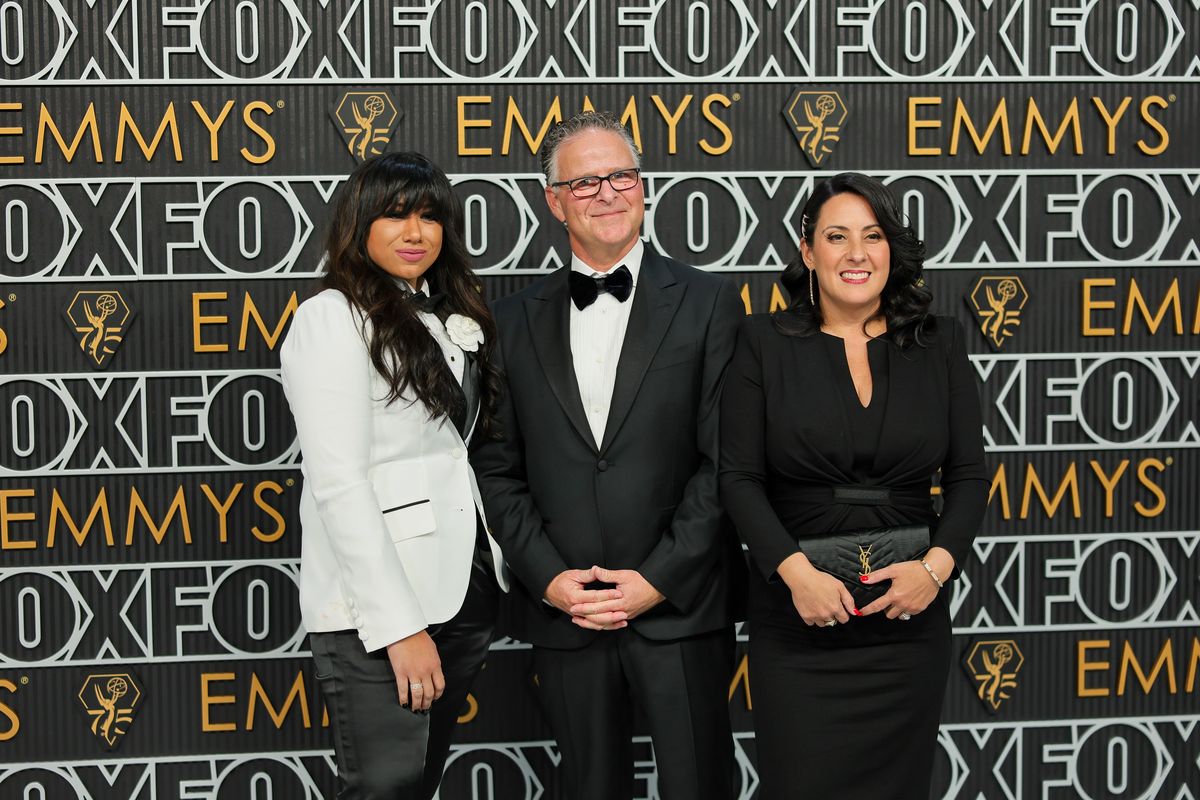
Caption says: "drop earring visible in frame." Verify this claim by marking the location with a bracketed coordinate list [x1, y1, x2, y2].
[808, 267, 815, 306]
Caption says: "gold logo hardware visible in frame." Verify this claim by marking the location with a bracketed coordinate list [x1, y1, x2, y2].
[783, 90, 849, 167]
[78, 672, 143, 749]
[858, 544, 873, 576]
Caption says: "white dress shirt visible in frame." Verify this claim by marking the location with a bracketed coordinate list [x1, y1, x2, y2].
[569, 239, 644, 447]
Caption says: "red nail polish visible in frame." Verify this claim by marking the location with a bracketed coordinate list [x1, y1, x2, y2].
[853, 609, 862, 616]
[859, 575, 869, 583]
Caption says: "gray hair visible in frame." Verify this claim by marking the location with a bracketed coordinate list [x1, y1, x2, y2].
[539, 111, 641, 184]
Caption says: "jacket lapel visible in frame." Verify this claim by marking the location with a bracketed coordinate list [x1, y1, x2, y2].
[599, 251, 683, 454]
[524, 268, 597, 452]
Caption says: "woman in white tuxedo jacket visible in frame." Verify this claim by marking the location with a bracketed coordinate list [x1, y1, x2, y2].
[280, 152, 507, 800]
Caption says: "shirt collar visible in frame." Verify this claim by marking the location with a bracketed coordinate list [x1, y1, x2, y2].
[569, 239, 644, 284]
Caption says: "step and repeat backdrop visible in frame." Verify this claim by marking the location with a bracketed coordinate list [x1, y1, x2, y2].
[1, 1, 1198, 798]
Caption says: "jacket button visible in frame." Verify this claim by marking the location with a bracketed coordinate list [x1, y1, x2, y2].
[597, 459, 608, 471]
[451, 448, 464, 459]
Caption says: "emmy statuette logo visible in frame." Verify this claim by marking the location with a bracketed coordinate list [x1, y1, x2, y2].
[63, 290, 135, 369]
[783, 90, 849, 167]
[332, 91, 402, 162]
[963, 640, 1024, 713]
[78, 672, 143, 750]
[967, 275, 1029, 350]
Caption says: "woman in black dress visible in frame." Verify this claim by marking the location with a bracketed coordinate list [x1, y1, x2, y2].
[718, 173, 988, 799]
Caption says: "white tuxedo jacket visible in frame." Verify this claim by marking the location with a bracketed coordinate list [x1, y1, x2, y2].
[281, 288, 507, 653]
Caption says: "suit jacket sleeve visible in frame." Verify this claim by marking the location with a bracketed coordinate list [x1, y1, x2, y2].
[718, 315, 802, 580]
[281, 294, 427, 651]
[636, 279, 743, 610]
[471, 314, 571, 601]
[931, 317, 989, 568]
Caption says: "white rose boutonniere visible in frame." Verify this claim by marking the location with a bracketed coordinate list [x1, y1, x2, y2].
[445, 313, 484, 352]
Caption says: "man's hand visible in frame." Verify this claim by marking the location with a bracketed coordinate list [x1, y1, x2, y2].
[567, 566, 665, 630]
[545, 567, 625, 626]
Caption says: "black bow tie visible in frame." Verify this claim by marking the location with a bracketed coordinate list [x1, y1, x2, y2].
[568, 265, 633, 310]
[406, 289, 445, 314]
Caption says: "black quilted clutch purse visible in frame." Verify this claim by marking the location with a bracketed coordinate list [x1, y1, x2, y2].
[797, 525, 930, 605]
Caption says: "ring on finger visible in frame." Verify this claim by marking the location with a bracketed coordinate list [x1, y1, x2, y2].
[823, 619, 837, 627]
[898, 612, 912, 621]
[409, 681, 423, 690]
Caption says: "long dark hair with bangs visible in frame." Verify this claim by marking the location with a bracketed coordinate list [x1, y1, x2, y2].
[322, 151, 501, 437]
[774, 172, 933, 349]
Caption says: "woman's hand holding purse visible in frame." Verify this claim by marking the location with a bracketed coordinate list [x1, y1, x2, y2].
[777, 552, 860, 626]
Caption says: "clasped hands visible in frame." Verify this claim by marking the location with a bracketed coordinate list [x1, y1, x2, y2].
[545, 566, 664, 631]
[778, 547, 953, 626]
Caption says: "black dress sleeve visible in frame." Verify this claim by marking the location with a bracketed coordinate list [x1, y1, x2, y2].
[719, 316, 801, 580]
[931, 317, 989, 569]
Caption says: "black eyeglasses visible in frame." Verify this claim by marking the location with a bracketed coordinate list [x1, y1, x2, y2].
[550, 168, 642, 198]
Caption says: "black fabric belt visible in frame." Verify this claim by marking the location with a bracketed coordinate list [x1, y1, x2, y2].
[787, 483, 928, 508]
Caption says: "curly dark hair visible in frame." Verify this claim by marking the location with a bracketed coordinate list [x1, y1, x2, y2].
[774, 172, 933, 349]
[321, 152, 501, 437]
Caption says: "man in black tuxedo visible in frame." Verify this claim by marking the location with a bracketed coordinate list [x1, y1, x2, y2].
[473, 111, 744, 799]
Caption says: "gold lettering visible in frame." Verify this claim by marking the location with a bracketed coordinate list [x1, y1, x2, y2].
[618, 96, 643, 153]
[988, 463, 1011, 519]
[1091, 97, 1132, 155]
[0, 680, 19, 741]
[0, 489, 36, 550]
[1134, 458, 1167, 517]
[1137, 95, 1169, 156]
[115, 102, 182, 163]
[36, 103, 102, 163]
[201, 484, 244, 544]
[501, 97, 561, 156]
[126, 486, 192, 545]
[47, 488, 114, 548]
[950, 98, 1011, 155]
[1077, 640, 1111, 697]
[457, 96, 493, 156]
[1088, 460, 1129, 518]
[699, 94, 732, 156]
[0, 102, 23, 165]
[1082, 278, 1117, 336]
[1021, 97, 1082, 155]
[907, 97, 942, 156]
[238, 291, 298, 351]
[1020, 462, 1080, 519]
[1186, 638, 1199, 693]
[650, 94, 692, 154]
[191, 100, 236, 162]
[1117, 639, 1176, 695]
[193, 292, 230, 353]
[1123, 278, 1183, 335]
[246, 671, 310, 730]
[240, 101, 275, 164]
[0, 297, 7, 355]
[728, 653, 752, 709]
[770, 284, 788, 313]
[253, 481, 286, 543]
[200, 673, 237, 732]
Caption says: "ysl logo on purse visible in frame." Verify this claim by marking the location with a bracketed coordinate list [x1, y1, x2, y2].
[858, 545, 873, 576]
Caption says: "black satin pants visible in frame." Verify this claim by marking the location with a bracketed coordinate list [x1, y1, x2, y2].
[309, 538, 499, 800]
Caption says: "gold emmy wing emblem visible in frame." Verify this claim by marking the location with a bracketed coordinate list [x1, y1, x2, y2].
[63, 290, 134, 369]
[964, 640, 1024, 713]
[967, 276, 1029, 350]
[78, 672, 142, 749]
[332, 91, 401, 161]
[782, 90, 849, 167]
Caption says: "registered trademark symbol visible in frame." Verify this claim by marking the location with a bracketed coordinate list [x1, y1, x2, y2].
[1169, 94, 1176, 103]
[19, 676, 28, 685]
[277, 100, 285, 109]
[732, 93, 741, 102]
[1166, 457, 1174, 466]
[285, 478, 295, 487]
[6, 294, 14, 302]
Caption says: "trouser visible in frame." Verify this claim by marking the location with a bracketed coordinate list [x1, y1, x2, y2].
[309, 539, 498, 800]
[532, 626, 737, 800]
